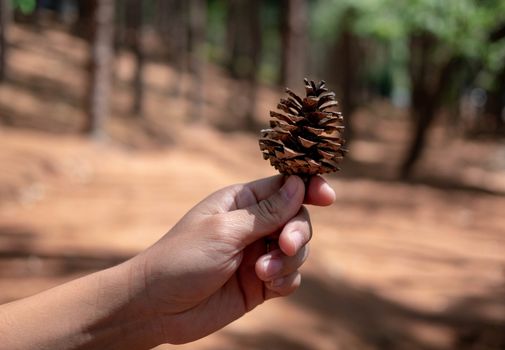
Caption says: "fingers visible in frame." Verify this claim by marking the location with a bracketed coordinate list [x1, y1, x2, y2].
[304, 175, 336, 206]
[264, 272, 301, 299]
[194, 175, 286, 215]
[255, 247, 308, 297]
[278, 206, 311, 257]
[255, 205, 311, 297]
[191, 175, 334, 250]
[255, 246, 309, 281]
[220, 176, 306, 247]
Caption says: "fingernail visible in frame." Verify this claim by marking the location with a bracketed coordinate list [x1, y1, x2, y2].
[290, 231, 304, 252]
[263, 257, 282, 278]
[322, 182, 336, 202]
[280, 176, 299, 200]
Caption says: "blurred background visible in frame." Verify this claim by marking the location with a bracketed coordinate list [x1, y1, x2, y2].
[1, 0, 505, 349]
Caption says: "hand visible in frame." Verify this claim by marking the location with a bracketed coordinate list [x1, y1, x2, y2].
[131, 175, 336, 344]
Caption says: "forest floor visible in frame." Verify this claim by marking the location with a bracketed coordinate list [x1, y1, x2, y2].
[1, 24, 505, 350]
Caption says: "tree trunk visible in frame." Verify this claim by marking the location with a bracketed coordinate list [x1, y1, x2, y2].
[400, 33, 463, 178]
[126, 0, 144, 116]
[187, 0, 206, 122]
[400, 94, 437, 179]
[0, 0, 10, 82]
[83, 0, 115, 137]
[325, 9, 361, 145]
[157, 0, 187, 97]
[280, 0, 307, 89]
[225, 0, 262, 129]
[339, 28, 357, 143]
[224, 0, 240, 78]
[485, 65, 505, 134]
[244, 0, 261, 128]
[483, 21, 505, 134]
[74, 0, 95, 39]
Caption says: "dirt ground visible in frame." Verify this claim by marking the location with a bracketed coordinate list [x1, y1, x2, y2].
[1, 25, 505, 350]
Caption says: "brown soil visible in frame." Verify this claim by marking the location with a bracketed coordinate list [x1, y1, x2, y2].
[1, 24, 505, 350]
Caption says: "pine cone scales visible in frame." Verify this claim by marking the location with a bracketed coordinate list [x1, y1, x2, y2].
[259, 78, 346, 176]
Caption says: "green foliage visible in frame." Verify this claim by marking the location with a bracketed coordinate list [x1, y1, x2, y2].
[312, 0, 505, 93]
[259, 0, 282, 83]
[206, 0, 227, 62]
[314, 0, 505, 60]
[11, 0, 36, 14]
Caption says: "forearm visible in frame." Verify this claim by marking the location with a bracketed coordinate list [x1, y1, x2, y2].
[0, 259, 158, 350]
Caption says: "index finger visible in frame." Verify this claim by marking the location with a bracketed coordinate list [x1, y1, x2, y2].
[192, 174, 334, 215]
[304, 176, 336, 206]
[235, 175, 335, 209]
[191, 175, 286, 214]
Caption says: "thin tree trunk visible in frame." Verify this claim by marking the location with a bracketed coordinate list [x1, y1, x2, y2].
[280, 0, 307, 89]
[126, 0, 144, 116]
[339, 28, 356, 143]
[485, 65, 505, 134]
[225, 0, 261, 129]
[244, 0, 261, 128]
[83, 0, 115, 137]
[74, 0, 95, 39]
[327, 10, 360, 144]
[400, 99, 437, 179]
[225, 0, 240, 78]
[187, 0, 206, 122]
[157, 0, 187, 97]
[0, 0, 10, 82]
[400, 33, 463, 178]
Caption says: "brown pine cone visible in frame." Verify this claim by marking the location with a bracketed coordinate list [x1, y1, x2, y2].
[259, 78, 346, 177]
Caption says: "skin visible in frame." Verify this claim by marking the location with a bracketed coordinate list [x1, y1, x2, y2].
[0, 175, 335, 349]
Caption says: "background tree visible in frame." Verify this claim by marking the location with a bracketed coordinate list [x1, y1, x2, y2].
[225, 0, 261, 129]
[484, 22, 505, 134]
[83, 0, 115, 137]
[156, 0, 188, 97]
[125, 0, 144, 116]
[0, 0, 7, 82]
[280, 0, 307, 89]
[313, 0, 505, 178]
[187, 0, 207, 122]
[332, 9, 362, 143]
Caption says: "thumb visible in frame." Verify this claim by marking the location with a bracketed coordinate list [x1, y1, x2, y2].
[222, 176, 305, 247]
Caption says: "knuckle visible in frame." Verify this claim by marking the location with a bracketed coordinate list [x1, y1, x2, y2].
[257, 197, 283, 224]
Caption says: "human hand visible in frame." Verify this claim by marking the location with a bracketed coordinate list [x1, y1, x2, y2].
[130, 175, 335, 344]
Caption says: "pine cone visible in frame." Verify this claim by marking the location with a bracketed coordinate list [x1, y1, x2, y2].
[259, 78, 346, 177]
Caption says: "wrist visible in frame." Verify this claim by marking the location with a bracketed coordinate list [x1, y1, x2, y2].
[90, 257, 162, 349]
[0, 257, 160, 350]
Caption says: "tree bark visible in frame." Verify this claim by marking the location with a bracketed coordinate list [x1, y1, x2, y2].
[125, 0, 144, 116]
[187, 0, 206, 122]
[328, 10, 361, 145]
[157, 0, 187, 97]
[339, 27, 358, 143]
[484, 64, 505, 134]
[83, 0, 115, 137]
[489, 22, 505, 42]
[225, 0, 262, 129]
[400, 33, 463, 178]
[280, 0, 307, 89]
[224, 0, 240, 78]
[0, 0, 10, 82]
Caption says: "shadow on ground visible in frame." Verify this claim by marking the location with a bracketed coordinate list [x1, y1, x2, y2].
[0, 225, 134, 277]
[289, 275, 505, 350]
